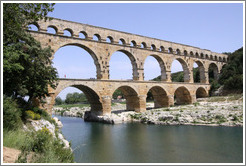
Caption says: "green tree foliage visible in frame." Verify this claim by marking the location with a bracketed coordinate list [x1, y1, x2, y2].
[3, 96, 23, 130]
[3, 3, 57, 103]
[65, 92, 87, 104]
[218, 47, 243, 92]
[112, 89, 124, 99]
[55, 96, 64, 105]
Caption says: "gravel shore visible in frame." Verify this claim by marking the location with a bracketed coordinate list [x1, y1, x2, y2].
[53, 95, 243, 127]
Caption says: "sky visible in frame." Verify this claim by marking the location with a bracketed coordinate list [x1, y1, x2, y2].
[40, 2, 243, 99]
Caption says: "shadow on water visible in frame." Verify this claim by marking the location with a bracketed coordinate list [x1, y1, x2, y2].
[55, 115, 243, 163]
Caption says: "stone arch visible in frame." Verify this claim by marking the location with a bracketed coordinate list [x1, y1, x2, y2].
[193, 60, 206, 83]
[55, 43, 102, 79]
[143, 54, 167, 81]
[172, 58, 191, 82]
[141, 42, 147, 48]
[205, 54, 209, 59]
[190, 51, 194, 56]
[111, 85, 140, 111]
[130, 40, 137, 47]
[168, 47, 173, 54]
[184, 50, 188, 56]
[146, 86, 169, 108]
[93, 34, 101, 41]
[210, 55, 213, 60]
[54, 83, 103, 114]
[176, 49, 181, 55]
[219, 57, 222, 62]
[160, 46, 165, 52]
[109, 49, 138, 80]
[208, 62, 219, 81]
[151, 44, 156, 51]
[64, 28, 73, 37]
[196, 87, 208, 98]
[200, 53, 204, 58]
[28, 22, 40, 31]
[106, 36, 114, 43]
[214, 55, 218, 61]
[79, 31, 88, 39]
[195, 52, 199, 58]
[47, 25, 58, 34]
[174, 86, 192, 105]
[119, 38, 126, 45]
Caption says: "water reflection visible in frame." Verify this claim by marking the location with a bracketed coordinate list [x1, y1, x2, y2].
[55, 116, 243, 163]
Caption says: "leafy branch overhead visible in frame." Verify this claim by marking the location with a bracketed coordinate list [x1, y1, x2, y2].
[3, 3, 58, 102]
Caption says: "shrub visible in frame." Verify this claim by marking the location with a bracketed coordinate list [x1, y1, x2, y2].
[3, 96, 23, 130]
[25, 110, 35, 119]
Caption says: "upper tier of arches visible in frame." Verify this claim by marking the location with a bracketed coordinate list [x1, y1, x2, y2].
[27, 18, 228, 63]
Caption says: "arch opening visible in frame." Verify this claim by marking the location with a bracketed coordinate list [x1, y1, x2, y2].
[168, 47, 173, 54]
[146, 86, 168, 109]
[209, 63, 219, 82]
[52, 44, 101, 79]
[184, 50, 188, 56]
[106, 36, 114, 43]
[130, 40, 137, 47]
[93, 34, 101, 41]
[176, 49, 181, 55]
[63, 29, 72, 37]
[144, 55, 167, 81]
[193, 61, 206, 83]
[79, 31, 87, 39]
[47, 26, 57, 34]
[174, 86, 192, 105]
[141, 42, 147, 48]
[119, 38, 126, 45]
[196, 87, 208, 99]
[111, 86, 139, 112]
[109, 50, 138, 80]
[160, 46, 165, 52]
[28, 23, 39, 31]
[151, 44, 156, 51]
[55, 85, 102, 114]
[171, 58, 190, 82]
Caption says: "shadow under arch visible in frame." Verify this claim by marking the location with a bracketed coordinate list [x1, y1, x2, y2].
[56, 43, 102, 79]
[174, 86, 192, 105]
[111, 85, 140, 112]
[54, 83, 103, 114]
[143, 54, 167, 81]
[196, 87, 208, 98]
[208, 62, 219, 82]
[193, 60, 206, 83]
[172, 58, 190, 82]
[109, 49, 138, 80]
[146, 86, 169, 109]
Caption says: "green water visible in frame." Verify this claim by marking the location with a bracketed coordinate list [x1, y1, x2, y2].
[55, 116, 243, 163]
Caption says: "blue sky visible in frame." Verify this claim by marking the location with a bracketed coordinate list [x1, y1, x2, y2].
[44, 2, 243, 99]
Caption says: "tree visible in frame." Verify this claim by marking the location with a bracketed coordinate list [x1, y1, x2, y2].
[3, 3, 57, 104]
[55, 97, 64, 105]
[65, 92, 88, 104]
[218, 47, 243, 92]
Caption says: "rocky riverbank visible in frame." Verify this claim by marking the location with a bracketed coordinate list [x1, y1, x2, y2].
[52, 95, 243, 127]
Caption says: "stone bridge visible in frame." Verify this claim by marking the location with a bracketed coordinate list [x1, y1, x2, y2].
[28, 17, 228, 115]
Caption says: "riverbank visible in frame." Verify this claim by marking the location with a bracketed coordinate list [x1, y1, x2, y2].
[3, 117, 73, 163]
[53, 94, 243, 127]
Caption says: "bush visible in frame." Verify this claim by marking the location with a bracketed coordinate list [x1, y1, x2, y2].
[3, 96, 23, 130]
[25, 110, 35, 119]
[25, 110, 41, 120]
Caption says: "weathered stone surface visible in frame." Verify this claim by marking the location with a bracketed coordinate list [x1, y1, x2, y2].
[28, 17, 228, 115]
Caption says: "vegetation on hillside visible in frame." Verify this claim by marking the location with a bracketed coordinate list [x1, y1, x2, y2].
[219, 47, 243, 92]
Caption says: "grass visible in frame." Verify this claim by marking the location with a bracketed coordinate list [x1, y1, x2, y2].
[3, 129, 28, 150]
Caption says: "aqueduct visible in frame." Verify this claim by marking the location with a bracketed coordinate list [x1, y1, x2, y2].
[28, 17, 228, 115]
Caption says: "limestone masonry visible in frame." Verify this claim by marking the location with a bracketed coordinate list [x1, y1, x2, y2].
[28, 17, 228, 115]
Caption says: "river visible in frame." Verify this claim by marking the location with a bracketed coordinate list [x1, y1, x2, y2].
[54, 115, 243, 163]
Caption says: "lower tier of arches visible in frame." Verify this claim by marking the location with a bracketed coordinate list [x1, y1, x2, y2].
[41, 79, 210, 115]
